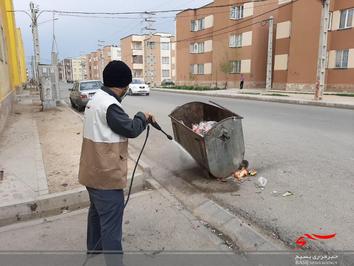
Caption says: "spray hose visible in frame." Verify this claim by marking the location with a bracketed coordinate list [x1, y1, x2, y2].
[124, 125, 150, 207]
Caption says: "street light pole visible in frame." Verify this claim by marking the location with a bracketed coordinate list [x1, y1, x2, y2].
[143, 13, 156, 86]
[30, 2, 40, 83]
[98, 40, 105, 81]
[266, 16, 274, 90]
[315, 0, 331, 100]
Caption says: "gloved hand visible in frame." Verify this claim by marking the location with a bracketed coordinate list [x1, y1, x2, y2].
[144, 112, 156, 123]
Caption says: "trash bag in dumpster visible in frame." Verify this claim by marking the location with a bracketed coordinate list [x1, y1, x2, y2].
[169, 101, 245, 178]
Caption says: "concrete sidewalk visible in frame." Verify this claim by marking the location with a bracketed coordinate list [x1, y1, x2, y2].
[0, 91, 48, 206]
[0, 186, 229, 252]
[152, 88, 354, 110]
[0, 91, 144, 226]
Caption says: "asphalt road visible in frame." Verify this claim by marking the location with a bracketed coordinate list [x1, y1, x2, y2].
[121, 90, 354, 251]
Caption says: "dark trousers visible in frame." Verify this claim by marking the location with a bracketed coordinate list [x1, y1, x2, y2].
[86, 187, 125, 253]
[240, 80, 244, 90]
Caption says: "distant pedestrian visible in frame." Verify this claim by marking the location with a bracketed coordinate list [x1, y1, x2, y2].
[240, 74, 244, 90]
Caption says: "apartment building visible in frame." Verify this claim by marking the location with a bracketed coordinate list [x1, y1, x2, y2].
[176, 0, 279, 88]
[273, 0, 354, 91]
[71, 56, 87, 81]
[121, 33, 176, 86]
[327, 1, 354, 91]
[63, 58, 73, 82]
[85, 45, 122, 81]
[102, 45, 121, 66]
[72, 58, 81, 81]
[58, 61, 65, 81]
[176, 0, 354, 92]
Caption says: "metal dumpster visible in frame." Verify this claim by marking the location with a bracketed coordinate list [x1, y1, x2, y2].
[169, 101, 245, 178]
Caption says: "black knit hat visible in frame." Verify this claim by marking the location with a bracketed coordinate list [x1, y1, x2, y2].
[103, 60, 132, 88]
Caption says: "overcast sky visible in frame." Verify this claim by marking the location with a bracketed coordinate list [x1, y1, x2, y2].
[13, 0, 211, 65]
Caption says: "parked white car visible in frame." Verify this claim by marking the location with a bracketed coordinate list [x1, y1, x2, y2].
[128, 79, 150, 96]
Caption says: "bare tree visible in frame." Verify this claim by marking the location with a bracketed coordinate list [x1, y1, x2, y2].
[189, 72, 196, 87]
[219, 60, 232, 89]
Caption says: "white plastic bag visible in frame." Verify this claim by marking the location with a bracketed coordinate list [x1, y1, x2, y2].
[257, 176, 267, 188]
[192, 121, 217, 136]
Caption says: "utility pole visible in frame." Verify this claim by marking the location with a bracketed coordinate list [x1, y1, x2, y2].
[50, 12, 60, 102]
[143, 12, 156, 86]
[80, 59, 85, 81]
[30, 2, 40, 84]
[266, 16, 274, 90]
[51, 12, 59, 65]
[98, 40, 105, 80]
[315, 0, 330, 100]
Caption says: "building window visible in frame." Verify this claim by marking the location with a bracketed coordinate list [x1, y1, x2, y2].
[133, 69, 143, 78]
[161, 42, 170, 50]
[339, 8, 353, 29]
[191, 20, 197, 31]
[162, 57, 170, 64]
[132, 41, 143, 50]
[328, 12, 333, 30]
[198, 18, 205, 30]
[230, 5, 244, 20]
[190, 42, 205, 53]
[162, 70, 170, 77]
[191, 18, 205, 31]
[190, 64, 204, 74]
[197, 64, 204, 74]
[230, 61, 241, 73]
[229, 34, 242, 48]
[335, 50, 349, 68]
[147, 41, 155, 49]
[132, 55, 143, 64]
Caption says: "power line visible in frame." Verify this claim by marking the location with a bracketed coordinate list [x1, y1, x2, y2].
[46, 0, 279, 20]
[174, 0, 298, 44]
[146, 18, 269, 45]
[40, 0, 269, 16]
[115, 0, 297, 45]
[194, 18, 270, 41]
[172, 0, 280, 18]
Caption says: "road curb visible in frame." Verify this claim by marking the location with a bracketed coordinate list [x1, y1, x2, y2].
[145, 178, 286, 251]
[0, 171, 146, 227]
[59, 100, 84, 121]
[152, 88, 354, 110]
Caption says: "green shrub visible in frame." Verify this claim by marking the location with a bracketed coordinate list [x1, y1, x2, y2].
[162, 85, 225, 91]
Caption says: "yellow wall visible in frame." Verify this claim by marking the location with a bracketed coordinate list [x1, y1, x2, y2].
[1, 0, 22, 90]
[16, 28, 26, 84]
[0, 3, 11, 100]
[0, 0, 27, 102]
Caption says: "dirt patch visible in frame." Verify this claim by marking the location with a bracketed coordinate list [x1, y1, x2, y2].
[34, 105, 136, 193]
[34, 106, 83, 193]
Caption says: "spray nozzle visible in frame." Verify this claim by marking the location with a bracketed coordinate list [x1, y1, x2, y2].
[149, 119, 173, 140]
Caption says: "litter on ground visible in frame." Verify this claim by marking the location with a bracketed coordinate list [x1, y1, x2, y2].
[282, 191, 294, 197]
[234, 168, 248, 181]
[256, 176, 268, 189]
[233, 160, 257, 183]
